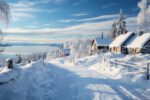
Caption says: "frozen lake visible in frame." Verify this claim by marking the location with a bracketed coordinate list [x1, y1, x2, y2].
[0, 43, 63, 58]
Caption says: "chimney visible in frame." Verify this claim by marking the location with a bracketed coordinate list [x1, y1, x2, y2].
[101, 32, 104, 39]
[139, 31, 144, 36]
[124, 30, 128, 34]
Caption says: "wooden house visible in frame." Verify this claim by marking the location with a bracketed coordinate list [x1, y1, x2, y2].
[127, 33, 150, 54]
[60, 48, 70, 57]
[109, 32, 136, 54]
[91, 37, 112, 54]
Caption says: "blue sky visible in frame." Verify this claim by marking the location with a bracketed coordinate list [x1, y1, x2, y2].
[2, 0, 140, 43]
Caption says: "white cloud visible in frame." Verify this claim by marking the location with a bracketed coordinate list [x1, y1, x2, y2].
[10, 1, 60, 21]
[11, 12, 35, 21]
[77, 14, 118, 22]
[60, 19, 75, 23]
[4, 16, 137, 34]
[10, 1, 36, 21]
[126, 16, 138, 31]
[71, 12, 88, 17]
[32, 0, 65, 4]
[3, 16, 137, 43]
[73, 0, 88, 6]
[60, 14, 118, 23]
[102, 3, 118, 9]
[24, 23, 51, 28]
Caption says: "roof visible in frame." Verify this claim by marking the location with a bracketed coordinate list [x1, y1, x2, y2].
[61, 48, 70, 54]
[127, 33, 150, 48]
[109, 32, 134, 47]
[94, 37, 112, 46]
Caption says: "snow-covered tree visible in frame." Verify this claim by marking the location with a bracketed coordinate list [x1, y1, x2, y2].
[69, 38, 92, 60]
[116, 9, 127, 36]
[110, 9, 127, 39]
[0, 0, 10, 53]
[137, 0, 150, 33]
[110, 21, 117, 40]
[64, 41, 72, 49]
[15, 54, 22, 64]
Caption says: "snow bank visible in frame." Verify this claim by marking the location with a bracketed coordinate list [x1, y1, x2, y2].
[0, 67, 17, 83]
[50, 52, 150, 99]
[0, 61, 63, 100]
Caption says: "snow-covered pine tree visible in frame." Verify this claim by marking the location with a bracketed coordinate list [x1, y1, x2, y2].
[116, 9, 127, 36]
[110, 21, 117, 40]
[137, 0, 150, 33]
[0, 0, 10, 53]
[110, 9, 127, 39]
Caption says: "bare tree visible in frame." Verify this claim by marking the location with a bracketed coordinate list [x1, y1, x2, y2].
[0, 0, 10, 53]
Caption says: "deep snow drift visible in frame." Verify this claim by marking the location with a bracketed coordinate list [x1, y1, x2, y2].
[0, 53, 150, 100]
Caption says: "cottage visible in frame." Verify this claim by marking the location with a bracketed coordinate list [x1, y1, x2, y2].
[109, 32, 136, 54]
[127, 33, 150, 54]
[60, 48, 70, 57]
[91, 37, 112, 54]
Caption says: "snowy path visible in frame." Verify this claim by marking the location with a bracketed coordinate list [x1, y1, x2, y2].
[0, 59, 149, 100]
[49, 61, 149, 100]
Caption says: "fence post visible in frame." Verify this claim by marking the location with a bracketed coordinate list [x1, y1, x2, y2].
[104, 58, 106, 62]
[115, 59, 117, 68]
[147, 63, 149, 80]
[6, 59, 13, 69]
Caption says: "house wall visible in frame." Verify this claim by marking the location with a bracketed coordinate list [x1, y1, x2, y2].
[127, 48, 140, 54]
[91, 40, 109, 55]
[109, 47, 122, 53]
[91, 41, 97, 55]
[91, 41, 97, 50]
[127, 40, 150, 54]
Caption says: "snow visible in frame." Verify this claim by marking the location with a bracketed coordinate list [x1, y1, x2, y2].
[127, 33, 150, 48]
[0, 67, 17, 83]
[109, 32, 134, 47]
[0, 53, 150, 100]
[94, 37, 112, 46]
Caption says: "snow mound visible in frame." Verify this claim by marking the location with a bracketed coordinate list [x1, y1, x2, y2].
[0, 67, 18, 83]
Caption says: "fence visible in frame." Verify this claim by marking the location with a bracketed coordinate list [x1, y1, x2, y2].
[102, 56, 150, 80]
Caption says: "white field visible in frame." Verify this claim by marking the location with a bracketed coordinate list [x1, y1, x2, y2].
[0, 52, 150, 100]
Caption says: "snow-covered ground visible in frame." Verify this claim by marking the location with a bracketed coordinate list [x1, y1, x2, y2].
[0, 52, 150, 100]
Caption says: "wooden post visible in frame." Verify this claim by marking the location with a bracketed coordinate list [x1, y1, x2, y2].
[115, 59, 117, 68]
[6, 59, 13, 69]
[147, 63, 149, 80]
[103, 58, 106, 62]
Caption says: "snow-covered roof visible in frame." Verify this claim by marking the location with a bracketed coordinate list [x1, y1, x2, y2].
[109, 32, 134, 47]
[94, 37, 112, 46]
[62, 48, 70, 54]
[125, 34, 137, 47]
[127, 33, 150, 48]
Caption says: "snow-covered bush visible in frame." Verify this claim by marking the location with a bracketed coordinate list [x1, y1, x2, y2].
[13, 52, 47, 65]
[15, 54, 22, 64]
[68, 38, 92, 60]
